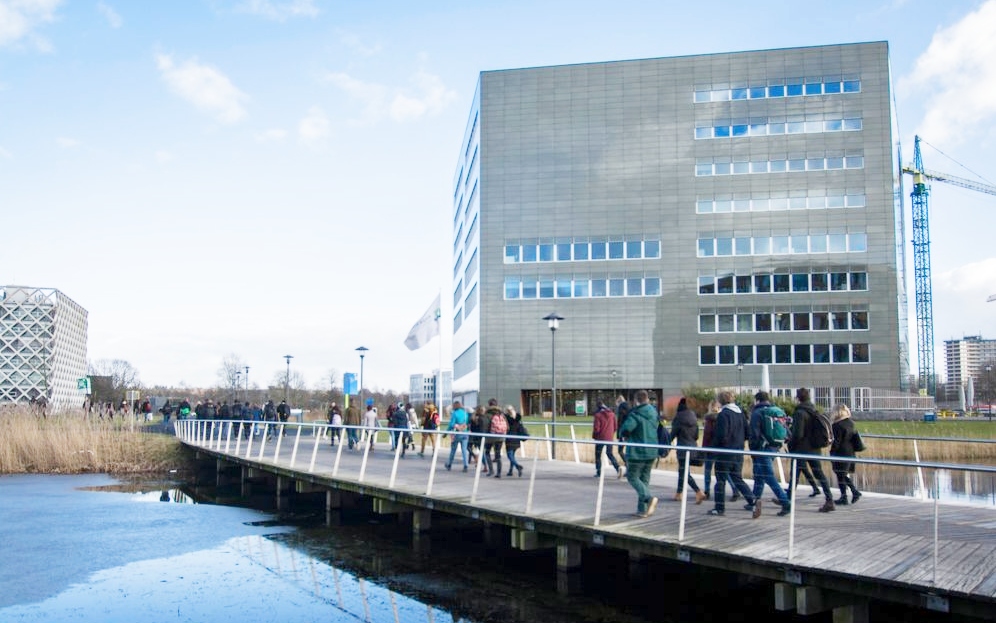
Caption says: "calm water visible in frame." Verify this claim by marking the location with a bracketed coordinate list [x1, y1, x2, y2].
[0, 471, 987, 623]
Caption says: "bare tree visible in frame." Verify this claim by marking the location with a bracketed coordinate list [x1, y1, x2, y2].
[216, 354, 247, 396]
[88, 359, 141, 402]
[319, 368, 341, 405]
[270, 369, 308, 407]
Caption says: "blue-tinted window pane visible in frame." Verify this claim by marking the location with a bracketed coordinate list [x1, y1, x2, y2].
[700, 315, 715, 332]
[717, 275, 734, 294]
[695, 127, 711, 139]
[749, 86, 766, 99]
[591, 279, 606, 297]
[608, 278, 625, 297]
[697, 239, 714, 257]
[522, 245, 537, 262]
[626, 240, 641, 259]
[852, 343, 869, 363]
[700, 346, 716, 365]
[626, 278, 642, 296]
[775, 344, 792, 363]
[574, 281, 589, 297]
[731, 88, 748, 100]
[768, 85, 785, 97]
[732, 124, 748, 137]
[805, 82, 822, 95]
[791, 236, 808, 254]
[591, 242, 606, 260]
[812, 273, 828, 291]
[754, 274, 771, 293]
[504, 278, 520, 299]
[573, 242, 589, 260]
[769, 160, 786, 172]
[755, 313, 772, 331]
[608, 241, 624, 259]
[830, 273, 848, 291]
[694, 90, 710, 103]
[792, 273, 809, 291]
[794, 344, 811, 363]
[738, 345, 754, 364]
[644, 240, 660, 258]
[786, 83, 803, 96]
[845, 155, 864, 169]
[850, 272, 868, 290]
[826, 157, 844, 170]
[539, 279, 554, 298]
[699, 276, 715, 295]
[734, 237, 751, 256]
[756, 344, 773, 363]
[773, 274, 790, 292]
[832, 344, 850, 363]
[849, 233, 868, 252]
[504, 245, 519, 263]
[556, 280, 572, 298]
[754, 237, 771, 255]
[843, 80, 860, 93]
[556, 243, 572, 261]
[714, 125, 731, 138]
[716, 237, 733, 256]
[810, 235, 828, 253]
[718, 345, 735, 364]
[522, 281, 537, 299]
[824, 82, 842, 94]
[538, 244, 554, 262]
[828, 234, 847, 253]
[843, 118, 862, 131]
[644, 277, 660, 296]
[696, 163, 713, 176]
[736, 275, 752, 293]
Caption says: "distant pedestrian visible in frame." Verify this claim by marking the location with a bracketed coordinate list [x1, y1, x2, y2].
[344, 402, 361, 449]
[362, 405, 380, 450]
[389, 402, 409, 456]
[670, 398, 705, 504]
[444, 400, 470, 472]
[788, 387, 835, 513]
[830, 404, 863, 505]
[276, 400, 290, 423]
[592, 401, 621, 478]
[327, 403, 342, 446]
[503, 406, 527, 477]
[618, 390, 659, 518]
[419, 402, 441, 456]
[482, 399, 507, 478]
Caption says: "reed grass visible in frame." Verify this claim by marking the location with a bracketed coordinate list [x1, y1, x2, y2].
[0, 407, 190, 474]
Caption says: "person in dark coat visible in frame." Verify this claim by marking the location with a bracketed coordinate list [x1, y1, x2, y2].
[708, 391, 759, 517]
[670, 398, 705, 503]
[592, 401, 621, 478]
[830, 404, 863, 505]
[788, 387, 835, 512]
[503, 405, 527, 477]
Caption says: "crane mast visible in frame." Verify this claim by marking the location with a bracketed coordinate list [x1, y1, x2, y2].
[909, 136, 935, 396]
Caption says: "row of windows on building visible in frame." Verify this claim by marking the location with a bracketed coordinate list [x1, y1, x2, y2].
[504, 238, 661, 264]
[699, 309, 869, 333]
[697, 232, 867, 257]
[696, 154, 864, 176]
[698, 270, 868, 295]
[695, 116, 862, 140]
[693, 79, 861, 103]
[697, 192, 866, 213]
[504, 276, 662, 300]
[700, 342, 870, 365]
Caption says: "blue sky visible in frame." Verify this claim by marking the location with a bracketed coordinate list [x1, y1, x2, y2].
[2, 0, 995, 393]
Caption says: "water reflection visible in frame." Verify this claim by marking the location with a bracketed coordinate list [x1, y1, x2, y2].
[847, 465, 996, 503]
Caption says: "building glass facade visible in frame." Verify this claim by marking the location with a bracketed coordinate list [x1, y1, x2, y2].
[451, 43, 908, 412]
[0, 286, 88, 411]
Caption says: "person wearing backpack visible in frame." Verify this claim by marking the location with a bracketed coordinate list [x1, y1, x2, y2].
[788, 387, 835, 512]
[748, 392, 791, 516]
[418, 402, 441, 457]
[830, 403, 863, 505]
[482, 398, 507, 477]
[670, 398, 705, 504]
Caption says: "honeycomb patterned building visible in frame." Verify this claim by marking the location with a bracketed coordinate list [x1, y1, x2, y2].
[0, 286, 88, 411]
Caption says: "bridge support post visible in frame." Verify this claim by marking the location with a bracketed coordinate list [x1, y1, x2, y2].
[628, 552, 648, 582]
[276, 476, 291, 511]
[326, 490, 342, 526]
[832, 602, 869, 623]
[412, 508, 432, 533]
[556, 542, 582, 572]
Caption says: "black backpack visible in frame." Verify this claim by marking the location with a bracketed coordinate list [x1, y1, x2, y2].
[657, 421, 672, 458]
[807, 409, 834, 448]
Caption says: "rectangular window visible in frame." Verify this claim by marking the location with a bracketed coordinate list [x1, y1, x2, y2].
[791, 235, 809, 254]
[843, 80, 861, 93]
[717, 314, 734, 332]
[775, 312, 791, 331]
[608, 241, 625, 259]
[539, 243, 554, 262]
[749, 86, 766, 98]
[830, 272, 848, 291]
[731, 87, 748, 100]
[812, 273, 828, 291]
[755, 313, 772, 331]
[715, 237, 733, 256]
[769, 160, 786, 173]
[591, 279, 606, 297]
[539, 279, 554, 298]
[794, 344, 811, 363]
[756, 344, 773, 364]
[556, 279, 572, 298]
[832, 312, 849, 330]
[738, 345, 754, 364]
[852, 343, 870, 363]
[556, 243, 572, 261]
[850, 272, 868, 290]
[851, 311, 868, 330]
[626, 278, 642, 296]
[573, 242, 589, 261]
[793, 313, 810, 331]
[574, 280, 589, 298]
[644, 240, 661, 258]
[591, 241, 607, 260]
[734, 237, 751, 255]
[825, 81, 842, 94]
[696, 163, 713, 176]
[700, 315, 716, 333]
[699, 276, 715, 295]
[504, 278, 519, 300]
[813, 344, 830, 363]
[717, 275, 734, 294]
[626, 240, 642, 259]
[464, 285, 478, 316]
[845, 155, 864, 169]
[833, 344, 850, 363]
[810, 235, 828, 253]
[768, 84, 785, 97]
[812, 312, 829, 330]
[608, 278, 625, 297]
[736, 275, 752, 293]
[754, 237, 771, 255]
[700, 346, 717, 365]
[775, 344, 792, 363]
[773, 274, 790, 292]
[453, 309, 462, 332]
[645, 277, 661, 296]
[754, 274, 771, 293]
[792, 273, 810, 292]
[522, 280, 537, 299]
[786, 82, 804, 96]
[522, 244, 537, 262]
[772, 235, 790, 254]
[737, 314, 752, 332]
[718, 345, 735, 364]
[826, 156, 845, 170]
[504, 245, 520, 264]
[849, 233, 868, 252]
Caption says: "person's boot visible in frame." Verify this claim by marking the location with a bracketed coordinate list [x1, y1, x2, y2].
[850, 488, 862, 504]
[835, 487, 849, 505]
[495, 459, 502, 478]
[819, 498, 836, 513]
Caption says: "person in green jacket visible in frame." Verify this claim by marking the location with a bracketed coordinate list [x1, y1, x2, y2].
[618, 389, 660, 518]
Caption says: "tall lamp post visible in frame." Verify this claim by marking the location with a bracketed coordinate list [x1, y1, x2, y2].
[737, 363, 744, 396]
[283, 355, 293, 405]
[235, 371, 241, 404]
[543, 312, 564, 459]
[356, 346, 369, 409]
[244, 366, 250, 403]
[987, 365, 993, 421]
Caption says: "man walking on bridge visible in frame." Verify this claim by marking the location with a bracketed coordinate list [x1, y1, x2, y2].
[618, 389, 659, 518]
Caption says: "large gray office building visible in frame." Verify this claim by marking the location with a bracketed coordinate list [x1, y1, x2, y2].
[450, 42, 908, 413]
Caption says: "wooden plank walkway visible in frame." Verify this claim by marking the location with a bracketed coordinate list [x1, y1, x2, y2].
[184, 428, 996, 615]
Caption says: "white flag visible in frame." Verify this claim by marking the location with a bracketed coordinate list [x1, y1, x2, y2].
[404, 294, 441, 351]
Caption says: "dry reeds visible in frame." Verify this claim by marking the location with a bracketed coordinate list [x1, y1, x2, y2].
[0, 406, 189, 474]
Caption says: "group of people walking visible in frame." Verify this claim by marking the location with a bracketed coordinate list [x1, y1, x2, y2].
[599, 388, 865, 520]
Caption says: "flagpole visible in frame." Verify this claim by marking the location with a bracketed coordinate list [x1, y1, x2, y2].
[437, 287, 443, 407]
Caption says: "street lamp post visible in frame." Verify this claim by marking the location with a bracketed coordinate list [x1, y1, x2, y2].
[283, 355, 293, 405]
[611, 369, 618, 401]
[737, 363, 744, 396]
[987, 365, 993, 421]
[244, 366, 250, 403]
[235, 371, 241, 404]
[356, 346, 369, 409]
[543, 312, 564, 460]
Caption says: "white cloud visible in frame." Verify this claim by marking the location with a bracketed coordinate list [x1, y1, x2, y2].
[936, 258, 996, 294]
[255, 128, 287, 142]
[326, 69, 456, 125]
[337, 31, 381, 57]
[0, 145, 11, 159]
[297, 106, 329, 144]
[899, 0, 996, 145]
[155, 53, 249, 124]
[97, 2, 122, 28]
[155, 150, 172, 163]
[56, 136, 78, 148]
[0, 0, 62, 49]
[237, 0, 318, 21]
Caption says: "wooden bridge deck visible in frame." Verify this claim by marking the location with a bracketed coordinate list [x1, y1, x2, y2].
[182, 429, 996, 618]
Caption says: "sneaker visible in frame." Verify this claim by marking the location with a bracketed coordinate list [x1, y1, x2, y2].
[617, 466, 626, 480]
[645, 497, 659, 517]
[594, 473, 601, 478]
[818, 499, 836, 513]
[752, 500, 762, 519]
[851, 492, 862, 504]
[835, 496, 849, 506]
[444, 463, 451, 471]
[695, 490, 706, 505]
[707, 509, 724, 516]
[777, 506, 791, 517]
